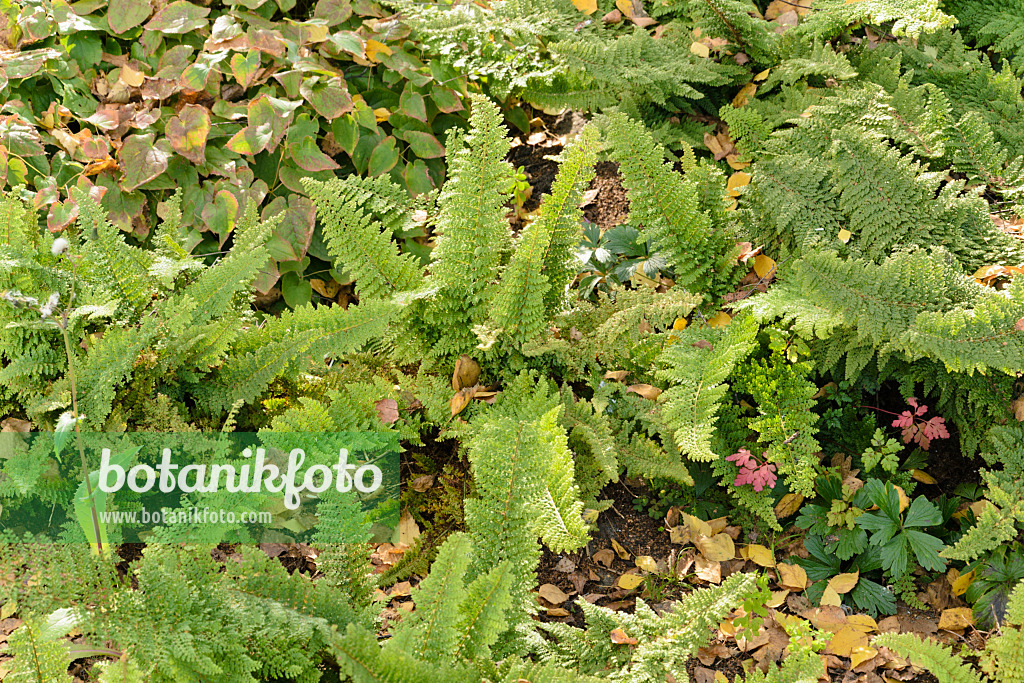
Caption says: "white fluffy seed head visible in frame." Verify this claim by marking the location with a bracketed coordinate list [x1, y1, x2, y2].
[51, 237, 69, 257]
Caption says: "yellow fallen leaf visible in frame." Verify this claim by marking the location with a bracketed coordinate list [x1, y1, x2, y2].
[365, 39, 393, 63]
[938, 607, 973, 630]
[618, 572, 645, 590]
[895, 486, 910, 514]
[746, 544, 776, 568]
[820, 585, 842, 607]
[612, 538, 631, 560]
[696, 533, 736, 562]
[690, 41, 711, 58]
[753, 254, 776, 279]
[310, 278, 340, 299]
[604, 370, 629, 382]
[850, 645, 878, 668]
[766, 590, 789, 608]
[753, 68, 771, 81]
[777, 563, 808, 591]
[707, 312, 731, 328]
[400, 509, 420, 545]
[120, 65, 145, 87]
[635, 556, 659, 573]
[732, 82, 757, 108]
[615, 0, 636, 17]
[847, 614, 877, 632]
[707, 517, 729, 535]
[673, 317, 688, 330]
[374, 107, 391, 123]
[572, 0, 598, 13]
[775, 492, 804, 518]
[827, 625, 869, 657]
[911, 469, 937, 485]
[950, 569, 975, 597]
[719, 619, 736, 637]
[838, 228, 852, 243]
[683, 513, 712, 539]
[828, 571, 859, 594]
[726, 171, 752, 197]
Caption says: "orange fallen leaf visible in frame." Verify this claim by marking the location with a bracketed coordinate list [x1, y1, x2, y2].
[610, 627, 638, 645]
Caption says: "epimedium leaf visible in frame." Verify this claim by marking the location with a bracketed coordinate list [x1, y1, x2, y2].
[403, 130, 445, 159]
[331, 115, 359, 156]
[0, 115, 45, 156]
[403, 159, 434, 196]
[165, 104, 210, 164]
[328, 31, 364, 58]
[281, 271, 312, 308]
[299, 76, 353, 120]
[290, 136, 340, 172]
[400, 90, 427, 122]
[431, 86, 464, 113]
[118, 133, 170, 191]
[314, 0, 352, 25]
[108, 0, 152, 34]
[263, 195, 316, 262]
[201, 189, 240, 243]
[230, 49, 261, 89]
[144, 1, 210, 34]
[368, 136, 399, 177]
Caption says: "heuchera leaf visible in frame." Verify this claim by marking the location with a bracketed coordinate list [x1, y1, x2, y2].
[108, 0, 152, 34]
[119, 133, 170, 191]
[165, 104, 210, 164]
[145, 1, 210, 34]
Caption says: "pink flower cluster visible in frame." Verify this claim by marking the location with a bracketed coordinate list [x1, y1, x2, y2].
[725, 449, 777, 492]
[892, 398, 949, 451]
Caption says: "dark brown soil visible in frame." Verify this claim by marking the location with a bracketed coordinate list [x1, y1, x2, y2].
[583, 161, 630, 230]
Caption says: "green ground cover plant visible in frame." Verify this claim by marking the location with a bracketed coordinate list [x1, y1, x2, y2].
[1, 0, 1024, 680]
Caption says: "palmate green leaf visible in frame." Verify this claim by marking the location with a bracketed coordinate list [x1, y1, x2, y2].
[879, 535, 910, 578]
[904, 495, 942, 528]
[850, 576, 897, 617]
[906, 530, 946, 572]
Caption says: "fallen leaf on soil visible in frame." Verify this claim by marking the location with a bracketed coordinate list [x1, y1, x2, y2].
[938, 607, 973, 630]
[697, 533, 735, 562]
[950, 569, 974, 596]
[571, 0, 598, 13]
[594, 548, 616, 567]
[612, 539, 631, 560]
[878, 616, 901, 633]
[774, 492, 804, 518]
[911, 469, 937, 484]
[604, 370, 629, 382]
[399, 510, 420, 545]
[777, 563, 808, 591]
[745, 544, 776, 568]
[1012, 395, 1024, 421]
[706, 312, 731, 328]
[827, 626, 869, 657]
[820, 586, 842, 607]
[617, 573, 645, 590]
[452, 354, 481, 390]
[726, 172, 751, 197]
[828, 571, 859, 594]
[766, 590, 788, 607]
[610, 627, 638, 644]
[546, 607, 570, 617]
[695, 555, 722, 583]
[0, 418, 31, 433]
[838, 228, 852, 243]
[683, 513, 712, 538]
[635, 556, 659, 573]
[538, 583, 570, 605]
[554, 557, 577, 573]
[850, 645, 878, 668]
[753, 254, 777, 279]
[389, 581, 412, 597]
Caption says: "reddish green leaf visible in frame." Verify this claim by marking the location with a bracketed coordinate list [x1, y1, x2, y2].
[145, 1, 210, 34]
[108, 0, 152, 34]
[403, 131, 445, 159]
[431, 87, 464, 113]
[328, 31, 364, 58]
[201, 189, 239, 242]
[119, 133, 170, 190]
[263, 196, 316, 262]
[403, 159, 434, 196]
[0, 145, 7, 185]
[400, 90, 427, 122]
[230, 49, 261, 88]
[97, 176, 146, 232]
[0, 115, 45, 156]
[299, 77, 353, 120]
[315, 0, 352, 25]
[368, 136, 399, 177]
[165, 104, 210, 164]
[227, 126, 271, 155]
[290, 137, 340, 172]
[47, 198, 79, 233]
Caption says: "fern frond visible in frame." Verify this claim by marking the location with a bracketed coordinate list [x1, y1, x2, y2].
[873, 633, 984, 683]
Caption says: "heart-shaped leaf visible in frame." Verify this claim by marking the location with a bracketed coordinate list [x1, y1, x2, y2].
[290, 136, 339, 172]
[368, 136, 399, 177]
[403, 130, 445, 159]
[230, 49, 261, 88]
[201, 189, 239, 242]
[299, 76, 353, 120]
[165, 104, 210, 164]
[145, 1, 210, 34]
[118, 133, 169, 190]
[108, 0, 152, 34]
